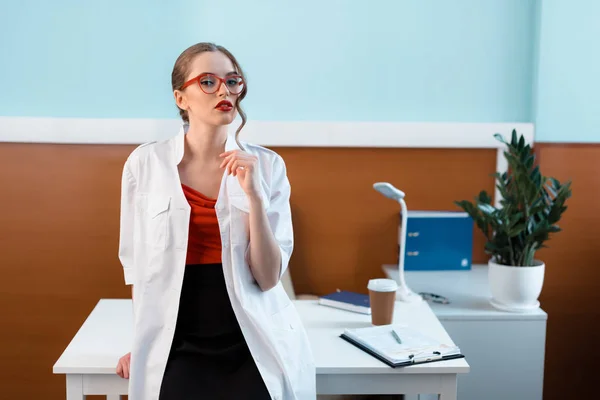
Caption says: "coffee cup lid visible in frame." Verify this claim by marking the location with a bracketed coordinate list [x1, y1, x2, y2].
[367, 278, 398, 292]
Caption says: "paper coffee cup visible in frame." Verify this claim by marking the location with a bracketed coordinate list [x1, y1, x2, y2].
[368, 279, 398, 325]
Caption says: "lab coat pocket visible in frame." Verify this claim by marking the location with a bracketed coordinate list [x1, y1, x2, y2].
[270, 303, 305, 364]
[230, 195, 250, 245]
[135, 194, 170, 249]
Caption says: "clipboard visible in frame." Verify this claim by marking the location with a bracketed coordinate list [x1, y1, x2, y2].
[340, 332, 465, 368]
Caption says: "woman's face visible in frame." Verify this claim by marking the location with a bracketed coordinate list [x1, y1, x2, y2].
[175, 51, 242, 127]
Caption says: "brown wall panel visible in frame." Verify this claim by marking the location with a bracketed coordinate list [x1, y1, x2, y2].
[0, 143, 136, 399]
[274, 146, 495, 296]
[1, 141, 598, 399]
[533, 143, 600, 400]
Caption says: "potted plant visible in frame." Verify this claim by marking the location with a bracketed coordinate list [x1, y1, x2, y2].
[455, 130, 572, 312]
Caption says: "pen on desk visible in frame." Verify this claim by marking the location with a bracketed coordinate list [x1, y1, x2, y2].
[391, 329, 402, 344]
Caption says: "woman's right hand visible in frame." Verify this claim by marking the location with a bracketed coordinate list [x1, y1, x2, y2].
[116, 352, 131, 379]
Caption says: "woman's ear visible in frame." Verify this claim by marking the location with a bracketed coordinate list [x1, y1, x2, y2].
[174, 90, 187, 112]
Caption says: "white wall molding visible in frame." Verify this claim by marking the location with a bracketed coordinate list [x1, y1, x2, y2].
[0, 117, 182, 145]
[243, 121, 535, 149]
[0, 117, 534, 148]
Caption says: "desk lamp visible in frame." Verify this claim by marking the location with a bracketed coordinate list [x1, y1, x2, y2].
[373, 182, 422, 303]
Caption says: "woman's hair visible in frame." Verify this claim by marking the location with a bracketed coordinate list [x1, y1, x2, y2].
[171, 42, 248, 149]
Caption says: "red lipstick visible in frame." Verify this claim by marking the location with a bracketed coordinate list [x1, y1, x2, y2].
[215, 100, 233, 112]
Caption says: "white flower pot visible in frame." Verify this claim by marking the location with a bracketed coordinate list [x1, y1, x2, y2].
[488, 259, 545, 312]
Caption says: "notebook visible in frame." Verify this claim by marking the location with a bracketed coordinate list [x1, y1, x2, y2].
[319, 290, 371, 315]
[340, 324, 464, 368]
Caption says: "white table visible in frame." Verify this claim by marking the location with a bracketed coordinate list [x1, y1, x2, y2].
[53, 299, 469, 399]
[384, 264, 547, 400]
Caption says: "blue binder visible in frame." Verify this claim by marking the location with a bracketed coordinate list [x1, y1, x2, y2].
[399, 211, 473, 271]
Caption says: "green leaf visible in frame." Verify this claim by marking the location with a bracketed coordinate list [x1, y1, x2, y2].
[549, 225, 561, 233]
[477, 190, 493, 204]
[508, 223, 526, 237]
[494, 133, 507, 145]
[518, 134, 525, 150]
[478, 203, 496, 216]
[545, 181, 557, 197]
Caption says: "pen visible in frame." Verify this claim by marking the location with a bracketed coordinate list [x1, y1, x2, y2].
[391, 329, 402, 344]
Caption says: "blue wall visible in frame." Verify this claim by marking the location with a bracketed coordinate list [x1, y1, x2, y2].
[0, 0, 536, 123]
[534, 0, 600, 143]
[0, 0, 187, 119]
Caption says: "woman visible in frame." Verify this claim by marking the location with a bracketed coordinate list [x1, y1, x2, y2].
[115, 42, 316, 400]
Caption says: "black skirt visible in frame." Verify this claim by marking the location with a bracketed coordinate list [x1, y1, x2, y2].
[159, 263, 271, 400]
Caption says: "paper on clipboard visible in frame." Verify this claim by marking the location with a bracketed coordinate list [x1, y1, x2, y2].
[341, 324, 462, 365]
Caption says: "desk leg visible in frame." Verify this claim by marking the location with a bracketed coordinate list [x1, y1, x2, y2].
[437, 374, 457, 400]
[66, 374, 85, 400]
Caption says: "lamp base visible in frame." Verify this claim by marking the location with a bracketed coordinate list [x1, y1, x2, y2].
[396, 285, 423, 303]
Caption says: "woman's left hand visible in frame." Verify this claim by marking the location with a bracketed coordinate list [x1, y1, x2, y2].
[219, 150, 261, 199]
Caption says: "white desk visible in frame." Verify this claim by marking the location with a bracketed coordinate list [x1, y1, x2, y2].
[384, 264, 547, 400]
[54, 299, 469, 399]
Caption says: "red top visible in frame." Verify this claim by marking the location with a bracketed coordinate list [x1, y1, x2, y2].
[182, 184, 222, 265]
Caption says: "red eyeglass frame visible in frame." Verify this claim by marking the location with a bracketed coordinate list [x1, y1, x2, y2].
[180, 73, 245, 94]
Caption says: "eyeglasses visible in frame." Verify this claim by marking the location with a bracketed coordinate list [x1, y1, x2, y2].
[419, 292, 450, 304]
[180, 73, 245, 95]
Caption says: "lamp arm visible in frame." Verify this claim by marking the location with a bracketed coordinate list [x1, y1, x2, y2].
[395, 198, 422, 302]
[398, 198, 408, 288]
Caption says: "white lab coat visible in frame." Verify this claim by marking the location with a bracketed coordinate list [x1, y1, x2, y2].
[118, 127, 316, 400]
